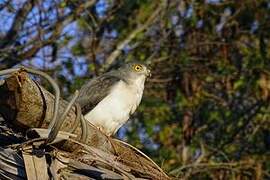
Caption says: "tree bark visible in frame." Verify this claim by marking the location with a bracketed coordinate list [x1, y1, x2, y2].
[0, 70, 116, 151]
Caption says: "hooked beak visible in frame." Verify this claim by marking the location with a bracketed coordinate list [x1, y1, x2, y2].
[146, 69, 151, 77]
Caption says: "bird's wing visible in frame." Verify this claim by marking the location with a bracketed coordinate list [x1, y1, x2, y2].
[76, 74, 121, 114]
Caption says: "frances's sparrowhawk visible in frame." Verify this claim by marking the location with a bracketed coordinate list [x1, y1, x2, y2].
[76, 62, 151, 136]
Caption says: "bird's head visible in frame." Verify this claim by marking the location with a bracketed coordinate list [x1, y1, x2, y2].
[119, 62, 151, 81]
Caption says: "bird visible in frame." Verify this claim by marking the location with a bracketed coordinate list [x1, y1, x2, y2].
[76, 61, 151, 136]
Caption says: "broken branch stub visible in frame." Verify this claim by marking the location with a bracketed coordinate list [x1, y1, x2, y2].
[0, 70, 113, 151]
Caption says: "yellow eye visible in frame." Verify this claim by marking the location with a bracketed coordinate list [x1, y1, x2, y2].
[133, 64, 143, 71]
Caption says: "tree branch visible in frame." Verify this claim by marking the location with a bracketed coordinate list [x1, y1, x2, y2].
[0, 0, 38, 48]
[0, 70, 169, 179]
[103, 4, 162, 70]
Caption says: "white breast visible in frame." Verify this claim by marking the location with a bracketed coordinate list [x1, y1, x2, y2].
[84, 77, 145, 135]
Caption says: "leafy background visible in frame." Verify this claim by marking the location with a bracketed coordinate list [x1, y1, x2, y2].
[0, 0, 269, 179]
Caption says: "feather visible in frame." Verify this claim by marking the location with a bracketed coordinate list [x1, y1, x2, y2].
[76, 71, 121, 114]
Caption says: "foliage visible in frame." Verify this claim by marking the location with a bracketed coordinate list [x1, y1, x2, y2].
[0, 0, 269, 179]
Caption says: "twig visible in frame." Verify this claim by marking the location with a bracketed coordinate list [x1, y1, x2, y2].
[47, 90, 79, 143]
[79, 114, 88, 143]
[68, 104, 81, 134]
[112, 138, 165, 175]
[170, 161, 254, 176]
[0, 68, 20, 76]
[0, 0, 37, 48]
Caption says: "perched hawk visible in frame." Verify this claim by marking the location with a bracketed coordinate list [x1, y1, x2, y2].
[76, 62, 151, 136]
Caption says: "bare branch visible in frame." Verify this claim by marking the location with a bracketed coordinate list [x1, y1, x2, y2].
[103, 4, 162, 70]
[0, 0, 98, 68]
[0, 0, 38, 48]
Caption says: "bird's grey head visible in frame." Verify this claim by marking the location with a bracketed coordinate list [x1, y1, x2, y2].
[117, 62, 151, 82]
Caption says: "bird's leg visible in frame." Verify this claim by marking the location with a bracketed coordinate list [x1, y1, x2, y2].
[92, 124, 118, 154]
[108, 137, 118, 156]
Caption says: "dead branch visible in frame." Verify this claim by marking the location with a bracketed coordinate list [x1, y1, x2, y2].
[0, 68, 170, 179]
